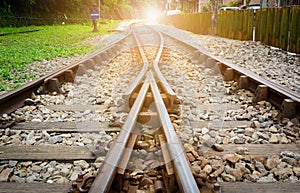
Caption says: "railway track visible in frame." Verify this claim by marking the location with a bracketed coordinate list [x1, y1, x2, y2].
[73, 26, 202, 193]
[0, 23, 299, 193]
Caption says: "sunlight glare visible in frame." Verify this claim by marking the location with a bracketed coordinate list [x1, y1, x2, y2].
[145, 7, 161, 21]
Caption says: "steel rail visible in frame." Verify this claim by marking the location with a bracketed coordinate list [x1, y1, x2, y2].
[44, 43, 118, 84]
[88, 73, 151, 193]
[122, 29, 149, 110]
[160, 29, 300, 102]
[145, 26, 199, 191]
[0, 76, 46, 116]
[159, 29, 300, 114]
[0, 29, 132, 116]
[152, 30, 176, 108]
[80, 29, 132, 64]
[88, 25, 200, 193]
[43, 29, 133, 88]
[148, 71, 200, 193]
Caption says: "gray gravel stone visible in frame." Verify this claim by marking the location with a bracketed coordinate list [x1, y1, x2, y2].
[8, 161, 18, 167]
[74, 160, 89, 169]
[10, 175, 26, 183]
[257, 176, 276, 183]
[0, 168, 13, 182]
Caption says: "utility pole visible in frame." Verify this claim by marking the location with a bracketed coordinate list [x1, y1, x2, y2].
[167, 0, 171, 10]
[211, 0, 219, 35]
[98, 0, 101, 20]
[91, 4, 99, 32]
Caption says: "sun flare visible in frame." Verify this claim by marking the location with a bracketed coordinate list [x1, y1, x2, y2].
[145, 7, 161, 21]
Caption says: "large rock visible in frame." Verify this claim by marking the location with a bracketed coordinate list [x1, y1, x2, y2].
[74, 160, 89, 169]
[0, 168, 13, 182]
[281, 157, 296, 166]
[274, 167, 293, 180]
[251, 121, 260, 128]
[30, 165, 42, 173]
[257, 176, 276, 183]
[210, 158, 224, 170]
[21, 161, 32, 167]
[192, 165, 202, 174]
[269, 134, 279, 143]
[235, 147, 249, 155]
[212, 144, 224, 152]
[225, 164, 250, 181]
[254, 161, 267, 173]
[202, 164, 212, 174]
[221, 173, 236, 182]
[184, 144, 199, 158]
[212, 166, 225, 177]
[224, 154, 241, 164]
[264, 155, 280, 170]
[293, 167, 300, 177]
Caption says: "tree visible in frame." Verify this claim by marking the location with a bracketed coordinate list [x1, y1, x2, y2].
[229, 0, 239, 7]
[1, 0, 172, 24]
[211, 0, 219, 35]
[0, 0, 131, 20]
[246, 0, 251, 6]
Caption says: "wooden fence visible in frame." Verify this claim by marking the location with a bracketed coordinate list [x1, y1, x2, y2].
[162, 12, 211, 35]
[217, 10, 253, 40]
[162, 6, 300, 53]
[256, 7, 300, 53]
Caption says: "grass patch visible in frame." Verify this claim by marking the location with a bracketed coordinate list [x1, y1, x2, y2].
[0, 21, 119, 91]
[0, 26, 42, 35]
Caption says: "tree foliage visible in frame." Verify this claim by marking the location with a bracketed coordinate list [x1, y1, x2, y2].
[0, 0, 135, 22]
[0, 0, 203, 26]
[1, 0, 95, 18]
[229, 0, 239, 7]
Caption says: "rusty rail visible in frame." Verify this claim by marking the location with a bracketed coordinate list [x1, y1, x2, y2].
[148, 71, 200, 192]
[159, 29, 300, 119]
[0, 29, 132, 116]
[85, 24, 201, 193]
[122, 29, 149, 110]
[89, 73, 151, 193]
[152, 30, 176, 109]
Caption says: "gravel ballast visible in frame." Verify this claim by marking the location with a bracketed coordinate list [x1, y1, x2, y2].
[0, 24, 299, 186]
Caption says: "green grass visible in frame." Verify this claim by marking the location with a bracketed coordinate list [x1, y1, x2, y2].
[0, 26, 41, 35]
[0, 21, 119, 91]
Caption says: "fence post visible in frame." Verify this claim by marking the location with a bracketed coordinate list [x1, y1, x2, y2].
[266, 9, 274, 46]
[260, 9, 267, 42]
[247, 9, 254, 40]
[237, 10, 243, 40]
[280, 7, 289, 51]
[208, 12, 212, 35]
[273, 8, 282, 48]
[289, 6, 300, 53]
